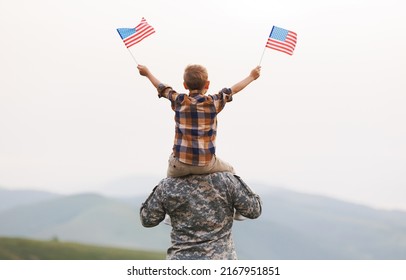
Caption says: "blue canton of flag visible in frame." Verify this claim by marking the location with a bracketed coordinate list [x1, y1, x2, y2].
[117, 28, 136, 40]
[270, 26, 289, 41]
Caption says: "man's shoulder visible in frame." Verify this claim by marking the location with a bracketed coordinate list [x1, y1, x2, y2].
[207, 171, 236, 183]
[160, 172, 236, 186]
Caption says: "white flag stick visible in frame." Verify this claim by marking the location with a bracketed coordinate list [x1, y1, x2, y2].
[127, 48, 139, 65]
[258, 46, 267, 66]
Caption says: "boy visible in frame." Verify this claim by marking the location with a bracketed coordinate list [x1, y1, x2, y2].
[137, 64, 261, 178]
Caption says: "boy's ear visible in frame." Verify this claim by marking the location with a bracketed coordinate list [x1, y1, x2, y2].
[183, 82, 189, 89]
[204, 81, 210, 89]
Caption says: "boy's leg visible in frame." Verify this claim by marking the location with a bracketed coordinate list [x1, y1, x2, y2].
[167, 154, 235, 177]
[167, 154, 193, 177]
[207, 156, 235, 174]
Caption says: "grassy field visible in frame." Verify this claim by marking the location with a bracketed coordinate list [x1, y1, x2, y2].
[0, 237, 165, 260]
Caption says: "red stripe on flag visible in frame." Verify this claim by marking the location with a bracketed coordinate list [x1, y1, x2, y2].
[123, 18, 155, 48]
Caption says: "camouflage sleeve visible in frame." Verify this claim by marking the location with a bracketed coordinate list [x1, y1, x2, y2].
[232, 175, 262, 219]
[140, 185, 166, 227]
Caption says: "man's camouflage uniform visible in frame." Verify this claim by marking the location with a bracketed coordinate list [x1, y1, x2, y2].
[140, 172, 262, 260]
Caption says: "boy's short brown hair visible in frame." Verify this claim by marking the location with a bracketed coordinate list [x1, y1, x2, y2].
[183, 64, 208, 90]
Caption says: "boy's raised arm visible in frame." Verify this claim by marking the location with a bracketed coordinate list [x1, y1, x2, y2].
[137, 65, 161, 89]
[230, 66, 261, 95]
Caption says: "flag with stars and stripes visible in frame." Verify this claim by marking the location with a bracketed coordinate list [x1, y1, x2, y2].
[266, 26, 297, 55]
[117, 18, 155, 48]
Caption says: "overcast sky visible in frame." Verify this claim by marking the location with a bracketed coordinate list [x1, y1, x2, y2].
[1, 0, 405, 211]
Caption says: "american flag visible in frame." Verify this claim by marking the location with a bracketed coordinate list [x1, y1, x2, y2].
[266, 26, 297, 55]
[117, 18, 155, 48]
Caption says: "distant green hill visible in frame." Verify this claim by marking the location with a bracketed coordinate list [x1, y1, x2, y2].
[0, 188, 60, 212]
[0, 237, 165, 260]
[0, 193, 171, 251]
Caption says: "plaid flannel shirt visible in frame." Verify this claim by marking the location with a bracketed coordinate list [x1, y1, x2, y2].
[158, 84, 233, 166]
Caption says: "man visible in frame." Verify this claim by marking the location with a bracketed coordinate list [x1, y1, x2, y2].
[140, 172, 262, 260]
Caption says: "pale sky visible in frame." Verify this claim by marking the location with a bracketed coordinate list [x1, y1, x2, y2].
[1, 0, 405, 211]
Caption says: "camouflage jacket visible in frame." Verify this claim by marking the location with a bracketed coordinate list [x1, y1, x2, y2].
[140, 172, 262, 260]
